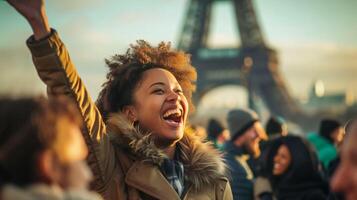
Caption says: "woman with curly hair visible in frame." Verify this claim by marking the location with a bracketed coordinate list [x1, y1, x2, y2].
[6, 0, 233, 199]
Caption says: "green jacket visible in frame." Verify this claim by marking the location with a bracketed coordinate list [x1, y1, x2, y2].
[306, 132, 337, 168]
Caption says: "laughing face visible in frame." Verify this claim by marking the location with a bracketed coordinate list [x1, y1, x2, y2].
[126, 68, 188, 147]
[241, 122, 266, 158]
[273, 144, 291, 176]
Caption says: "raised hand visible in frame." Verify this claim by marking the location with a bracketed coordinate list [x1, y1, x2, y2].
[6, 0, 51, 40]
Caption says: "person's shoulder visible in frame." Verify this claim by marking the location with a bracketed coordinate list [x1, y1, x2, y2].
[306, 132, 332, 149]
[224, 155, 245, 171]
[306, 132, 319, 141]
[214, 177, 233, 200]
[302, 189, 327, 200]
[217, 176, 229, 183]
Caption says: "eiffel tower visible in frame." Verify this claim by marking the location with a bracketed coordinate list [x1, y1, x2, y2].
[177, 0, 314, 128]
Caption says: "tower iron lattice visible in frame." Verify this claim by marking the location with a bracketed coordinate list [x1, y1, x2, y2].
[177, 0, 335, 130]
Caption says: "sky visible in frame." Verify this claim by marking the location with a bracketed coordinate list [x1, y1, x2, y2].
[0, 0, 356, 104]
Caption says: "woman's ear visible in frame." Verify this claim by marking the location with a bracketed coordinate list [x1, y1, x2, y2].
[122, 105, 137, 123]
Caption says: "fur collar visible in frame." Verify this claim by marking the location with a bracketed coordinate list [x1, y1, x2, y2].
[107, 113, 227, 192]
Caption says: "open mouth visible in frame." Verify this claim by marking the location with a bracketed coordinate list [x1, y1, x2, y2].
[274, 163, 280, 170]
[273, 163, 285, 172]
[162, 108, 183, 127]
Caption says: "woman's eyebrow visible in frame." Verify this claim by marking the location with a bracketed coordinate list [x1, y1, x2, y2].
[149, 82, 165, 89]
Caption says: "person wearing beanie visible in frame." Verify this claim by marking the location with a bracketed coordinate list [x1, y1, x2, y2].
[307, 119, 344, 169]
[207, 118, 230, 150]
[224, 108, 267, 200]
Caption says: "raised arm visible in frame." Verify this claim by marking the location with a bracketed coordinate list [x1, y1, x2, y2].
[6, 0, 116, 193]
[6, 0, 50, 40]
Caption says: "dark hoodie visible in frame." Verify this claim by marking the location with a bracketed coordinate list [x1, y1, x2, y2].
[263, 136, 329, 200]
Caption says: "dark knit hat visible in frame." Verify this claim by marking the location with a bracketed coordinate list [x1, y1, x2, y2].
[207, 119, 224, 140]
[266, 116, 286, 136]
[319, 119, 341, 142]
[227, 108, 259, 141]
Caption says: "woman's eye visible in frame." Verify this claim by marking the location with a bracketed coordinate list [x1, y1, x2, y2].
[153, 89, 164, 94]
[175, 89, 183, 94]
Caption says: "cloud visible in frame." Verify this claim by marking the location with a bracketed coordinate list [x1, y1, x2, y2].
[199, 36, 357, 98]
[48, 0, 105, 12]
[274, 42, 357, 97]
[0, 44, 108, 98]
[276, 41, 357, 70]
[0, 46, 45, 96]
[56, 16, 127, 65]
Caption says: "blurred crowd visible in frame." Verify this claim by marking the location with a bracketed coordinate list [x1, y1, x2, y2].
[199, 111, 354, 200]
[1, 96, 355, 200]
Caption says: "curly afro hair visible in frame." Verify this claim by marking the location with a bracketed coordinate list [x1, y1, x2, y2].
[96, 40, 197, 120]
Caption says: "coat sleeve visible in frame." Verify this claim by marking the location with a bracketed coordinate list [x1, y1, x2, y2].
[26, 30, 117, 193]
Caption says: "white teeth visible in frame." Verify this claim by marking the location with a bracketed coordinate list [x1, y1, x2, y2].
[274, 163, 280, 169]
[163, 109, 182, 118]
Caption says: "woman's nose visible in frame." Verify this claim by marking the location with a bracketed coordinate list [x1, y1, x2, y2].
[166, 90, 180, 101]
[273, 155, 279, 163]
[250, 130, 259, 139]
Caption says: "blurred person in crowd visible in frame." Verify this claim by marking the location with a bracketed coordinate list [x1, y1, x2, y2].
[207, 118, 230, 150]
[6, 0, 233, 199]
[329, 118, 357, 200]
[327, 118, 355, 179]
[261, 116, 288, 161]
[252, 116, 289, 180]
[307, 119, 344, 168]
[265, 117, 288, 139]
[319, 119, 344, 147]
[224, 108, 267, 200]
[0, 97, 101, 200]
[254, 135, 329, 200]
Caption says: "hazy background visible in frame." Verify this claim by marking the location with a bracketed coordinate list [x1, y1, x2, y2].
[1, 0, 356, 105]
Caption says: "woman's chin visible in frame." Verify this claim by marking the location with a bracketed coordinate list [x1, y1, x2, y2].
[273, 170, 282, 176]
[155, 132, 183, 147]
[166, 131, 184, 142]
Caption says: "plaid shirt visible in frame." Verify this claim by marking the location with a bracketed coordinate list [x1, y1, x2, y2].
[160, 158, 185, 197]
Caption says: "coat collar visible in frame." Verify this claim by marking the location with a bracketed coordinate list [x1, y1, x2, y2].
[107, 113, 227, 193]
[125, 161, 181, 199]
